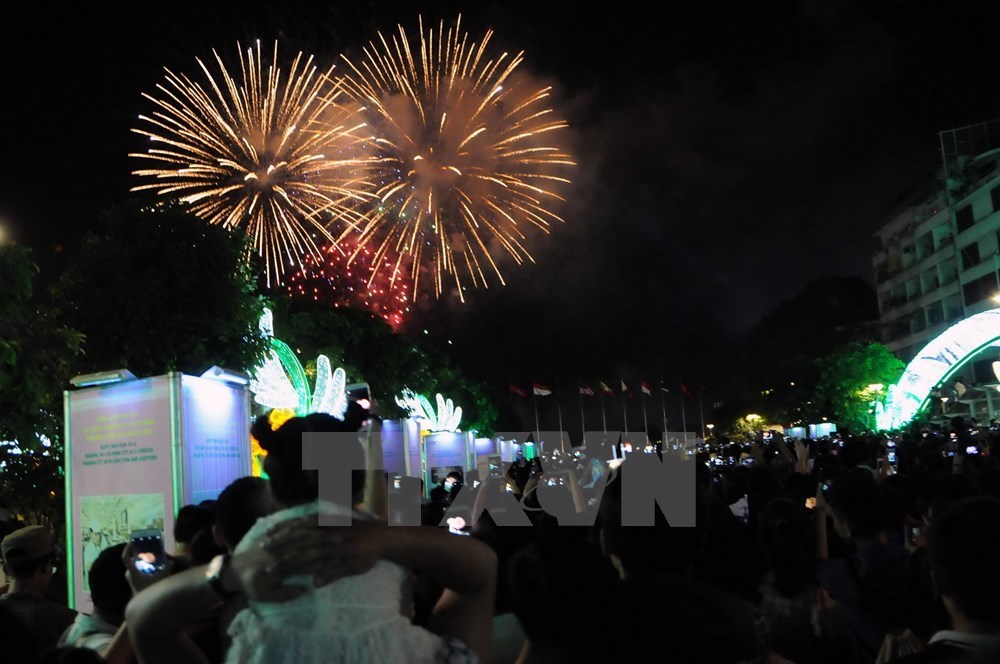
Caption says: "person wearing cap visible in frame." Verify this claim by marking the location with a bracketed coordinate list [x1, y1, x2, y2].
[1, 524, 77, 653]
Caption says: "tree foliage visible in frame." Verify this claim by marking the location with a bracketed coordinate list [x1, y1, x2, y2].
[52, 201, 269, 378]
[719, 277, 879, 428]
[813, 341, 905, 432]
[0, 245, 83, 528]
[269, 295, 498, 434]
[0, 246, 84, 447]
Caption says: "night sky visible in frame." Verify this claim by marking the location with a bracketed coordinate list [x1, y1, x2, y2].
[4, 0, 1000, 428]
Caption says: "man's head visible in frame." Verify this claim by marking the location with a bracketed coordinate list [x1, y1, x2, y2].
[1, 525, 57, 590]
[929, 496, 1000, 630]
[214, 476, 275, 551]
[826, 467, 884, 541]
[173, 505, 216, 550]
[88, 543, 131, 622]
[444, 471, 463, 490]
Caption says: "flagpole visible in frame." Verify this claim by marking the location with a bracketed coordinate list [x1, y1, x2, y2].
[621, 380, 629, 437]
[641, 386, 649, 439]
[579, 384, 586, 446]
[533, 379, 540, 441]
[680, 390, 688, 447]
[699, 387, 706, 441]
[601, 391, 607, 435]
[556, 379, 565, 453]
[660, 387, 669, 445]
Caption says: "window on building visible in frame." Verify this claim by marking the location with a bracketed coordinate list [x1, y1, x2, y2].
[926, 300, 944, 326]
[940, 257, 959, 285]
[944, 293, 963, 321]
[916, 232, 934, 260]
[956, 205, 975, 233]
[962, 273, 998, 307]
[920, 267, 940, 295]
[961, 242, 982, 270]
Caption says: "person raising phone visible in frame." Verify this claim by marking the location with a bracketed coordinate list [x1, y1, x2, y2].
[126, 406, 496, 664]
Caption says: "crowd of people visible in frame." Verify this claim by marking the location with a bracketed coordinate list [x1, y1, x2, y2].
[4, 406, 1000, 663]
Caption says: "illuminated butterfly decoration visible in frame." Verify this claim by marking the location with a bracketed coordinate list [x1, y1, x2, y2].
[249, 308, 348, 418]
[395, 389, 462, 432]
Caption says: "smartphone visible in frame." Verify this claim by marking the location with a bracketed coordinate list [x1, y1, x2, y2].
[392, 475, 402, 490]
[487, 454, 503, 478]
[822, 483, 830, 494]
[887, 451, 897, 463]
[966, 445, 979, 455]
[130, 529, 165, 575]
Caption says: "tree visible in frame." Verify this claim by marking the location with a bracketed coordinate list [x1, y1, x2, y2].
[0, 245, 83, 528]
[721, 276, 880, 426]
[269, 295, 498, 434]
[813, 341, 905, 432]
[52, 201, 269, 378]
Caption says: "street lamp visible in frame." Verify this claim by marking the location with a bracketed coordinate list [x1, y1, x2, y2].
[706, 423, 715, 440]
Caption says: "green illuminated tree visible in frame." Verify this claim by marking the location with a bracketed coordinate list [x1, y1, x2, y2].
[813, 341, 904, 432]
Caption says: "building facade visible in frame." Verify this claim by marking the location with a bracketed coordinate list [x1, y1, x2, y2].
[874, 120, 1000, 423]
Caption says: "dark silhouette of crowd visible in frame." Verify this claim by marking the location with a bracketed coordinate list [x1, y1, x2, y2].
[5, 409, 1000, 663]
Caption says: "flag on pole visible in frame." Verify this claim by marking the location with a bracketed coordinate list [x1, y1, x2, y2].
[509, 384, 529, 397]
[621, 380, 632, 396]
[533, 382, 553, 396]
[599, 381, 614, 397]
[580, 386, 595, 396]
[680, 382, 692, 398]
[641, 381, 652, 396]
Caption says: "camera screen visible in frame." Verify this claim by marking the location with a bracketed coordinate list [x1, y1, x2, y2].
[131, 531, 164, 574]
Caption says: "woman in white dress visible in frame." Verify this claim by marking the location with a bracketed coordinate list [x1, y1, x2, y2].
[126, 408, 496, 664]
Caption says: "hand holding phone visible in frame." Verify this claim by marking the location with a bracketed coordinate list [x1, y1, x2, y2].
[124, 529, 171, 594]
[130, 528, 165, 575]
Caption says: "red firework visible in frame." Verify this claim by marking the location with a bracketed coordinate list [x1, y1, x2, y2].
[286, 239, 411, 330]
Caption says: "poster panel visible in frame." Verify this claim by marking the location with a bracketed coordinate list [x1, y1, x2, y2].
[379, 419, 406, 476]
[66, 376, 175, 613]
[180, 375, 251, 505]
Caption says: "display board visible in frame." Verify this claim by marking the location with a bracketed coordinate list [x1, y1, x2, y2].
[65, 372, 250, 612]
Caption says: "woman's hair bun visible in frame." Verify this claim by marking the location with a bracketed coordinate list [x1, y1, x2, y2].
[251, 414, 280, 452]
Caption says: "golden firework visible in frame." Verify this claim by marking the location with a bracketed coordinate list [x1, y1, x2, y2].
[338, 15, 575, 300]
[130, 40, 372, 287]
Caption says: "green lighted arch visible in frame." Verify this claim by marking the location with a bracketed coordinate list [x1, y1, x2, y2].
[879, 308, 1000, 430]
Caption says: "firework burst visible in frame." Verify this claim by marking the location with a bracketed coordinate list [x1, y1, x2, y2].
[286, 237, 412, 330]
[337, 15, 575, 300]
[130, 40, 372, 287]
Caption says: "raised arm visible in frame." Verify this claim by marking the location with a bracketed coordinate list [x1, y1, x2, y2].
[124, 564, 221, 664]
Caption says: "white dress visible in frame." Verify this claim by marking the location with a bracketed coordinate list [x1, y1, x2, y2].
[225, 501, 473, 664]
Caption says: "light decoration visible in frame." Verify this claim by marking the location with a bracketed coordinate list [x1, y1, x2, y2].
[395, 389, 462, 432]
[286, 237, 411, 330]
[249, 308, 348, 419]
[878, 308, 1000, 430]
